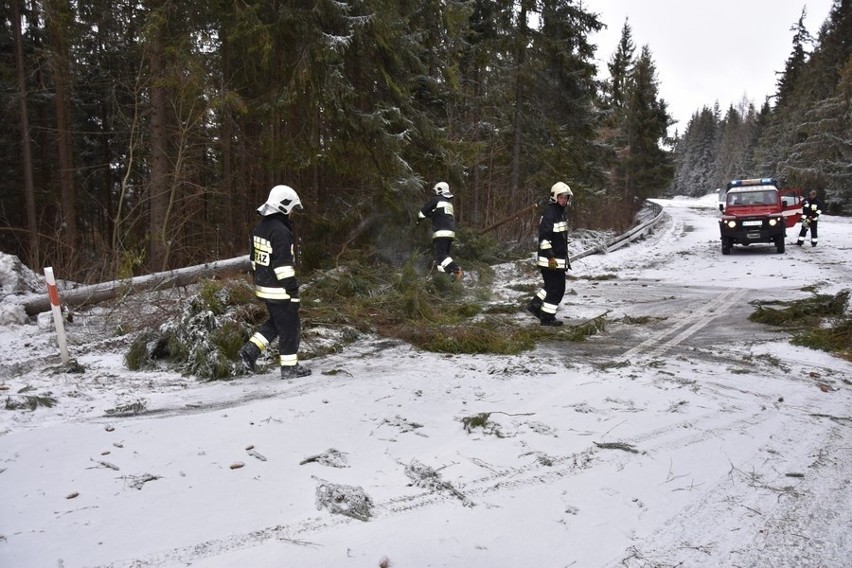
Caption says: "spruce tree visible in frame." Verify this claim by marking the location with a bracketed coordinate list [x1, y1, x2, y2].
[621, 46, 673, 201]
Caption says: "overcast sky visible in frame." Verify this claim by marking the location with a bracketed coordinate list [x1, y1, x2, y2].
[587, 0, 836, 135]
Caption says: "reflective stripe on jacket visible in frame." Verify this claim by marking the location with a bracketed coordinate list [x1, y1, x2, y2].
[250, 213, 298, 303]
[419, 195, 456, 239]
[802, 197, 824, 220]
[536, 202, 569, 270]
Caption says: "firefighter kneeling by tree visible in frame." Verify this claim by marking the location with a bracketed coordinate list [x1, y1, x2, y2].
[528, 182, 573, 326]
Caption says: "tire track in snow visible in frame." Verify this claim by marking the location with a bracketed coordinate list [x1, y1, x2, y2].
[600, 422, 851, 568]
[93, 352, 403, 423]
[92, 401, 779, 568]
[619, 288, 748, 361]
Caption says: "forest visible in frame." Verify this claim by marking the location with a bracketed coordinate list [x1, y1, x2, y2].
[1, 0, 849, 282]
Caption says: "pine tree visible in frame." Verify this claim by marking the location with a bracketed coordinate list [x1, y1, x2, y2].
[604, 19, 635, 112]
[620, 46, 673, 201]
[601, 20, 636, 200]
[526, 0, 606, 193]
[777, 0, 852, 211]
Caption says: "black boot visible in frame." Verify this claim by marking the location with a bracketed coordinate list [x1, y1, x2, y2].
[238, 342, 261, 372]
[280, 364, 312, 379]
[539, 314, 563, 327]
[527, 297, 543, 319]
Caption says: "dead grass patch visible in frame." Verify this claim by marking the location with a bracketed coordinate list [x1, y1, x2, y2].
[749, 290, 850, 360]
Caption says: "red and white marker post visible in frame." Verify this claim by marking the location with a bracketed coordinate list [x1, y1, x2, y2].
[44, 267, 70, 364]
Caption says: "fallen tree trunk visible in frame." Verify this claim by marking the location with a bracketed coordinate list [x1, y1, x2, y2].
[478, 203, 538, 235]
[23, 255, 251, 316]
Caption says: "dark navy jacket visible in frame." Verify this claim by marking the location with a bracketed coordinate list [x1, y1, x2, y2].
[249, 213, 298, 302]
[802, 196, 825, 220]
[418, 196, 456, 238]
[536, 202, 569, 270]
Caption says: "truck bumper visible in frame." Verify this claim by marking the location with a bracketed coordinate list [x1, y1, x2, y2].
[720, 227, 784, 245]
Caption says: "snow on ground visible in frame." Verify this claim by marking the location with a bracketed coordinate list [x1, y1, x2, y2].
[1, 195, 850, 568]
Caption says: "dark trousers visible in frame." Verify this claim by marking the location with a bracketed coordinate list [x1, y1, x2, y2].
[540, 268, 566, 314]
[798, 220, 818, 242]
[433, 237, 459, 273]
[257, 300, 300, 358]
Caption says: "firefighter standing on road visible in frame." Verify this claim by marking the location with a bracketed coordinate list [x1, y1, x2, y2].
[797, 189, 825, 247]
[528, 182, 573, 326]
[238, 185, 312, 379]
[418, 181, 463, 280]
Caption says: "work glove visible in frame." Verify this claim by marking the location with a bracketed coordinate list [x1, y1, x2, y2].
[282, 276, 299, 298]
[548, 257, 558, 269]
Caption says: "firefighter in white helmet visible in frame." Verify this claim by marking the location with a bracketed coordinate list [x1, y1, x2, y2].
[528, 182, 573, 326]
[417, 181, 463, 280]
[796, 189, 825, 247]
[238, 185, 312, 379]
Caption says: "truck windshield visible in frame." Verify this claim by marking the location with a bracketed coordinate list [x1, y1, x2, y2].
[727, 189, 777, 206]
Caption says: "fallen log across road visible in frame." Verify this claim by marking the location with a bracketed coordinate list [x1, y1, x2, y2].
[22, 255, 251, 316]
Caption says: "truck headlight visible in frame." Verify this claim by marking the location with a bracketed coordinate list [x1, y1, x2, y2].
[727, 220, 737, 228]
[769, 218, 778, 226]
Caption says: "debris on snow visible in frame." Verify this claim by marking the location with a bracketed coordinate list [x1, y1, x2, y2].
[246, 446, 268, 461]
[377, 415, 425, 436]
[124, 473, 161, 490]
[314, 478, 373, 521]
[104, 399, 147, 416]
[90, 458, 120, 471]
[404, 459, 473, 507]
[4, 390, 57, 411]
[460, 411, 501, 435]
[593, 441, 641, 454]
[460, 410, 535, 437]
[300, 448, 349, 468]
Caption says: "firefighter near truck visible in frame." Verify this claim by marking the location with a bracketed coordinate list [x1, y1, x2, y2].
[717, 178, 803, 255]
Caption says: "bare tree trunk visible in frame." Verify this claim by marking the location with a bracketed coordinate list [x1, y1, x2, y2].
[47, 0, 78, 254]
[100, 95, 115, 249]
[112, 58, 145, 277]
[147, 0, 171, 271]
[471, 64, 482, 226]
[510, 3, 528, 203]
[220, 28, 236, 254]
[478, 202, 538, 235]
[12, 0, 39, 267]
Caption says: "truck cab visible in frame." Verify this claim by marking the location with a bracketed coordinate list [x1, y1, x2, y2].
[717, 178, 802, 255]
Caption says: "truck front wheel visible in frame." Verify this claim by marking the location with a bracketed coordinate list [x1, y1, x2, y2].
[722, 239, 732, 255]
[776, 235, 785, 253]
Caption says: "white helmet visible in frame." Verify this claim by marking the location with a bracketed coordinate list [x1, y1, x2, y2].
[257, 185, 303, 216]
[550, 181, 573, 202]
[434, 181, 453, 198]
